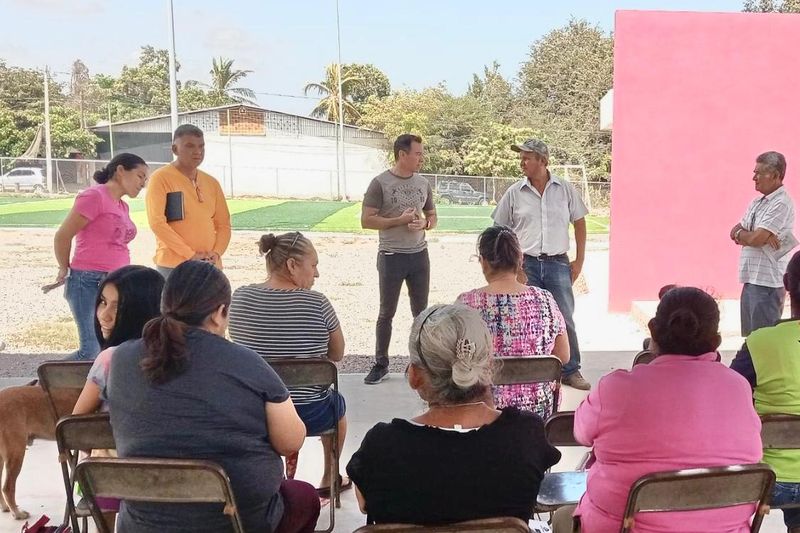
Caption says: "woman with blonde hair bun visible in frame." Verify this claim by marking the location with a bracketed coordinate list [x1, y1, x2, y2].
[346, 304, 560, 527]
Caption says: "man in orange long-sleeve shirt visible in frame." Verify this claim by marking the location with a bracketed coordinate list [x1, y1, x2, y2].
[146, 125, 231, 277]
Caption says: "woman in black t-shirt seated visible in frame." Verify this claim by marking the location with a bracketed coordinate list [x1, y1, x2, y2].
[346, 303, 561, 526]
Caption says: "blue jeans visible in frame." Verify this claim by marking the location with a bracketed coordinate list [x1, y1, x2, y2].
[63, 269, 105, 361]
[523, 254, 581, 376]
[772, 481, 800, 527]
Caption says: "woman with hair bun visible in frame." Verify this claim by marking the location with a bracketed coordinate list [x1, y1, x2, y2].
[458, 225, 569, 418]
[229, 231, 349, 496]
[346, 304, 560, 526]
[53, 153, 148, 360]
[552, 287, 763, 533]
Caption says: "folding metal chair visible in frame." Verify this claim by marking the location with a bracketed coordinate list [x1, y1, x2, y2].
[76, 457, 245, 533]
[632, 350, 656, 367]
[267, 357, 340, 533]
[37, 361, 93, 421]
[353, 516, 530, 532]
[492, 356, 562, 418]
[55, 414, 116, 533]
[761, 413, 800, 510]
[620, 464, 775, 532]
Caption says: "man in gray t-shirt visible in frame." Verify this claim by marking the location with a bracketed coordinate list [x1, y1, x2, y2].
[361, 134, 437, 384]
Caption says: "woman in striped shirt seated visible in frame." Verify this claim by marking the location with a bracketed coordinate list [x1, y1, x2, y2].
[229, 231, 349, 497]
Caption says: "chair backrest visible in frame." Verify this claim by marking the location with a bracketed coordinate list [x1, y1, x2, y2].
[492, 356, 562, 413]
[632, 350, 656, 367]
[353, 516, 530, 532]
[620, 464, 775, 533]
[56, 413, 116, 455]
[266, 357, 338, 389]
[37, 361, 93, 420]
[76, 457, 245, 533]
[544, 411, 578, 446]
[492, 356, 561, 386]
[761, 414, 800, 449]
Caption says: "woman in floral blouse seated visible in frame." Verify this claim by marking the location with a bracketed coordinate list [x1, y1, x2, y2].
[457, 225, 568, 418]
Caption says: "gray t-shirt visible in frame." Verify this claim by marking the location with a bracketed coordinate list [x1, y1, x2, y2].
[363, 170, 434, 253]
[106, 330, 290, 533]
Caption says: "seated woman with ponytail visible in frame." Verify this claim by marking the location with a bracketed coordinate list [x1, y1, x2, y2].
[103, 260, 319, 533]
[552, 287, 763, 533]
[53, 153, 148, 360]
[346, 304, 560, 526]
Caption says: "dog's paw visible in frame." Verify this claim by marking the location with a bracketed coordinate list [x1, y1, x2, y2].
[12, 509, 29, 520]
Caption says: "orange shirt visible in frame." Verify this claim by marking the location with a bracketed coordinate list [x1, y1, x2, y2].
[145, 164, 232, 268]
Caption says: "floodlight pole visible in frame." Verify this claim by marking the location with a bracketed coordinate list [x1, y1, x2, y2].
[167, 0, 179, 136]
[43, 66, 53, 193]
[335, 0, 347, 200]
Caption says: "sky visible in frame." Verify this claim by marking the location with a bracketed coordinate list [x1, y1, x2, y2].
[0, 0, 744, 116]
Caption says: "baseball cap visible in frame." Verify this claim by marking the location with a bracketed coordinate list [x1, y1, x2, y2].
[511, 139, 549, 159]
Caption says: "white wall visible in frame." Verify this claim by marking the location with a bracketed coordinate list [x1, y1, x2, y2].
[201, 134, 388, 200]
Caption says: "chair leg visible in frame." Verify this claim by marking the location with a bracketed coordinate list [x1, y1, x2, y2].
[285, 451, 299, 480]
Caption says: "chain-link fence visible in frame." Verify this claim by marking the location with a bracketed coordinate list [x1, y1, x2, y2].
[0, 157, 611, 215]
[0, 157, 171, 193]
[422, 166, 610, 216]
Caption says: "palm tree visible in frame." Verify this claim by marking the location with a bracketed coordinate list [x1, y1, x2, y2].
[304, 64, 362, 123]
[190, 57, 256, 105]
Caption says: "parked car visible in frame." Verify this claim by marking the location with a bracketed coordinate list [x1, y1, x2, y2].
[0, 167, 45, 192]
[436, 180, 489, 206]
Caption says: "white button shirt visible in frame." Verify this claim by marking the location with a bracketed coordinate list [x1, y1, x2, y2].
[492, 174, 589, 256]
[738, 186, 795, 288]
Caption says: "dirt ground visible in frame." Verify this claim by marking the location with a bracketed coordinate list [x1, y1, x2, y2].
[0, 228, 500, 356]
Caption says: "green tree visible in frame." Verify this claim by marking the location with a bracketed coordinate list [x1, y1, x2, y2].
[0, 60, 98, 157]
[743, 0, 800, 11]
[467, 61, 513, 122]
[359, 86, 491, 174]
[517, 19, 613, 179]
[342, 63, 390, 111]
[189, 57, 255, 106]
[463, 123, 543, 177]
[304, 64, 362, 123]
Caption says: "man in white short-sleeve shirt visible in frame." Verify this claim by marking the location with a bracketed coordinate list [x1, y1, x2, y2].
[730, 151, 795, 336]
[493, 138, 590, 390]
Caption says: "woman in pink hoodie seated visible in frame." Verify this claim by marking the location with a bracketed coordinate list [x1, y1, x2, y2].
[553, 286, 762, 533]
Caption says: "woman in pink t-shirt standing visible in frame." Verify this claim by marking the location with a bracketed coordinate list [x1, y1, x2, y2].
[53, 153, 148, 360]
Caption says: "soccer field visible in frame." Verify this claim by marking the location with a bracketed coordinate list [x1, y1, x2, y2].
[0, 196, 609, 234]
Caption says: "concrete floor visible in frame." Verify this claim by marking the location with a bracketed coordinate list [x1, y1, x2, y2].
[0, 351, 791, 532]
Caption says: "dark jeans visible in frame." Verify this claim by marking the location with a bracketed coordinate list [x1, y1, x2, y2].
[63, 269, 105, 361]
[523, 254, 581, 376]
[375, 249, 430, 366]
[772, 481, 800, 527]
[275, 479, 321, 533]
[740, 283, 785, 336]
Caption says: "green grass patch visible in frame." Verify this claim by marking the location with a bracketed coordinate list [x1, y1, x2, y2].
[0, 196, 50, 205]
[0, 196, 610, 234]
[232, 201, 350, 230]
[313, 202, 363, 232]
[0, 209, 71, 226]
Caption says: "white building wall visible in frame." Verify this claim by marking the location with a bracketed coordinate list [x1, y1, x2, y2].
[201, 134, 387, 200]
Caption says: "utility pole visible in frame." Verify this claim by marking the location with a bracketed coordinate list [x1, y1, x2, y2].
[227, 108, 234, 197]
[167, 0, 179, 135]
[107, 101, 114, 157]
[43, 67, 53, 193]
[335, 0, 347, 200]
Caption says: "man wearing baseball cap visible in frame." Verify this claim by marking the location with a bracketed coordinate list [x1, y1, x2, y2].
[493, 139, 590, 390]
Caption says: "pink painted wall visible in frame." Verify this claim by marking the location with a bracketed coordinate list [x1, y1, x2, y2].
[608, 10, 800, 312]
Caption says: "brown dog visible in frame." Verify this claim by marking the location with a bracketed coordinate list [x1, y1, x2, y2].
[0, 383, 80, 520]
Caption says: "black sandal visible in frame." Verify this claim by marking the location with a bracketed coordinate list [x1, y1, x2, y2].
[316, 475, 352, 497]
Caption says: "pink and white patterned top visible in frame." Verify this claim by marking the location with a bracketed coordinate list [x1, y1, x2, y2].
[457, 286, 566, 418]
